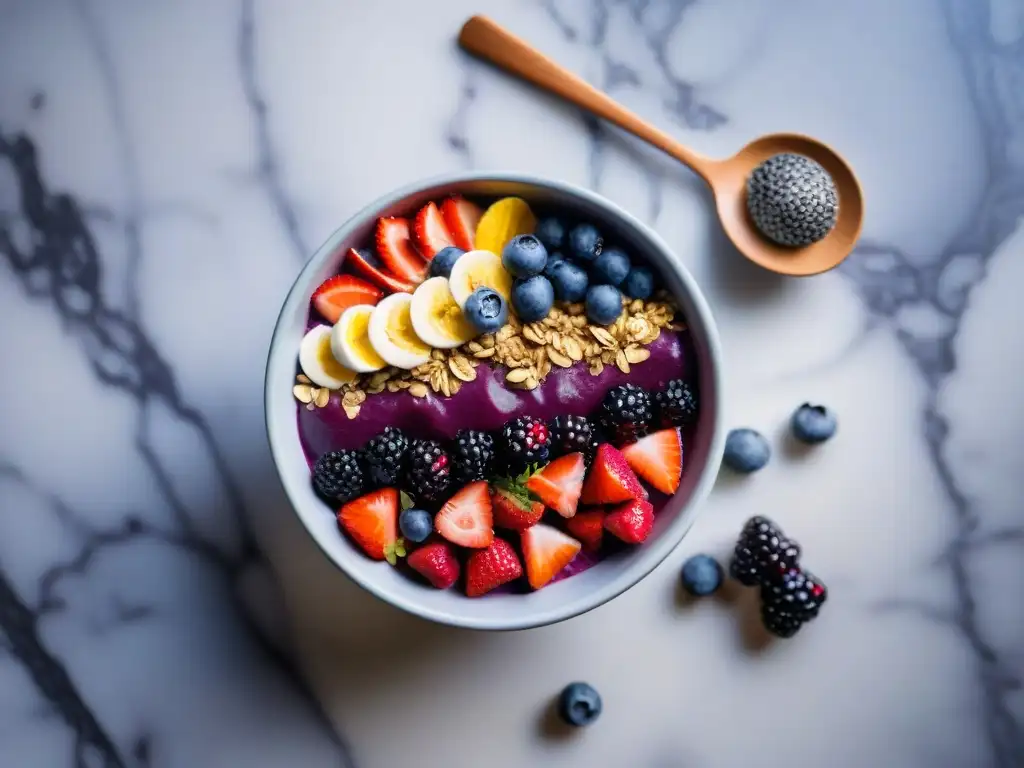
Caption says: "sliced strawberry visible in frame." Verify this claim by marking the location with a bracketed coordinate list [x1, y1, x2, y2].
[621, 428, 683, 494]
[580, 444, 646, 505]
[465, 538, 523, 597]
[603, 498, 655, 544]
[521, 524, 582, 590]
[412, 201, 457, 259]
[435, 480, 494, 548]
[526, 453, 585, 518]
[376, 217, 428, 284]
[407, 539, 460, 589]
[440, 196, 483, 251]
[565, 509, 606, 552]
[337, 488, 398, 560]
[312, 274, 383, 323]
[492, 487, 544, 531]
[345, 248, 416, 293]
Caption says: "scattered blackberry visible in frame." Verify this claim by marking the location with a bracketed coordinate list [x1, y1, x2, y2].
[450, 429, 496, 485]
[654, 379, 698, 428]
[362, 427, 409, 488]
[499, 416, 550, 474]
[548, 415, 598, 465]
[760, 567, 828, 638]
[598, 384, 652, 445]
[760, 600, 804, 639]
[403, 439, 451, 504]
[730, 516, 801, 586]
[312, 450, 364, 503]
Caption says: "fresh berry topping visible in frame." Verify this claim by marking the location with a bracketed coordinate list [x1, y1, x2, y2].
[521, 524, 582, 589]
[746, 153, 838, 247]
[547, 259, 589, 302]
[363, 427, 409, 488]
[404, 439, 451, 504]
[429, 246, 465, 279]
[580, 444, 646, 505]
[548, 415, 598, 465]
[558, 682, 602, 727]
[375, 217, 428, 285]
[568, 222, 603, 263]
[412, 201, 457, 259]
[598, 384, 653, 445]
[760, 567, 828, 637]
[730, 516, 801, 586]
[542, 250, 566, 279]
[680, 554, 724, 596]
[450, 429, 496, 485]
[407, 539, 460, 589]
[502, 234, 548, 278]
[790, 403, 837, 444]
[654, 379, 698, 428]
[345, 247, 417, 293]
[621, 428, 682, 495]
[464, 286, 509, 334]
[499, 416, 550, 474]
[525, 453, 585, 518]
[312, 450, 365, 503]
[440, 196, 483, 251]
[399, 507, 433, 543]
[603, 498, 655, 544]
[565, 509, 605, 552]
[465, 538, 523, 597]
[434, 480, 494, 548]
[621, 265, 654, 299]
[590, 246, 631, 286]
[585, 284, 623, 325]
[337, 488, 399, 560]
[511, 275, 555, 322]
[723, 428, 771, 473]
[311, 274, 383, 324]
[492, 487, 545, 530]
[534, 216, 567, 252]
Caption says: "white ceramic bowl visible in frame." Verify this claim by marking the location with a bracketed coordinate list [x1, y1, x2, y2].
[266, 173, 725, 630]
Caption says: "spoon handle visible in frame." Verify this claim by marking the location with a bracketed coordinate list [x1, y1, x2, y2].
[458, 15, 716, 184]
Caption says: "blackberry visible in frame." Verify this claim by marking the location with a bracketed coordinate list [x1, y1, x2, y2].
[548, 415, 598, 465]
[450, 429, 496, 485]
[746, 153, 839, 247]
[598, 384, 652, 445]
[654, 379, 698, 428]
[730, 516, 801, 586]
[760, 600, 804, 639]
[362, 427, 409, 488]
[403, 440, 451, 504]
[312, 450, 364, 503]
[499, 416, 550, 474]
[760, 567, 828, 638]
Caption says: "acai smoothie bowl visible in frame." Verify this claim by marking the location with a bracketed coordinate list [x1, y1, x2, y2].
[265, 173, 725, 630]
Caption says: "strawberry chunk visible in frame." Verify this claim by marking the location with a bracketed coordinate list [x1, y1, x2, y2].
[580, 444, 646, 505]
[376, 217, 428, 284]
[465, 538, 523, 597]
[441, 196, 483, 250]
[521, 524, 582, 590]
[603, 498, 655, 544]
[412, 201, 456, 259]
[526, 453, 585, 518]
[345, 248, 416, 293]
[312, 274, 383, 323]
[565, 509, 606, 552]
[337, 488, 398, 560]
[492, 487, 544, 531]
[435, 480, 494, 548]
[621, 428, 683, 494]
[407, 539, 460, 589]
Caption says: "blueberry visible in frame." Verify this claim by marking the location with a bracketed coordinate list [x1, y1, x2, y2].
[502, 234, 548, 278]
[590, 246, 631, 286]
[399, 508, 433, 543]
[621, 266, 654, 299]
[542, 251, 566, 280]
[558, 682, 602, 727]
[429, 246, 464, 278]
[585, 284, 622, 325]
[535, 217, 567, 252]
[464, 287, 508, 334]
[723, 428, 771, 473]
[680, 554, 723, 596]
[569, 223, 603, 263]
[790, 403, 837, 444]
[511, 275, 555, 322]
[548, 259, 589, 302]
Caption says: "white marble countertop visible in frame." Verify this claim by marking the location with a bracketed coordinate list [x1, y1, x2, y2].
[1, 1, 1022, 766]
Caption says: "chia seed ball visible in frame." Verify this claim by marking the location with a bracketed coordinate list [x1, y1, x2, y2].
[745, 153, 839, 247]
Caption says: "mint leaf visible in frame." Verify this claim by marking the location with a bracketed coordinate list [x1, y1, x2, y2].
[400, 491, 414, 511]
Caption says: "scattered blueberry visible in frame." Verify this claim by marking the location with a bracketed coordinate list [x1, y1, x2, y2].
[621, 266, 654, 299]
[790, 404, 837, 444]
[511, 275, 555, 322]
[399, 508, 433, 543]
[548, 259, 589, 302]
[502, 234, 548, 278]
[723, 428, 771, 473]
[535, 217, 567, 252]
[464, 287, 508, 334]
[585, 284, 623, 325]
[568, 223, 603, 263]
[558, 682, 602, 727]
[542, 251, 567, 280]
[590, 246, 631, 286]
[680, 554, 723, 596]
[428, 246, 464, 278]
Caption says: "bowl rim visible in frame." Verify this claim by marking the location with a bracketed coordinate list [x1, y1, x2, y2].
[265, 170, 725, 630]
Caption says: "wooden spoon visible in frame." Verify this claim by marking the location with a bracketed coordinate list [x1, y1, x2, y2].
[458, 15, 863, 276]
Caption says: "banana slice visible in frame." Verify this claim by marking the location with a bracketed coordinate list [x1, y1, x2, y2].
[299, 325, 357, 389]
[368, 292, 433, 370]
[410, 277, 478, 349]
[448, 249, 513, 309]
[331, 305, 387, 373]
